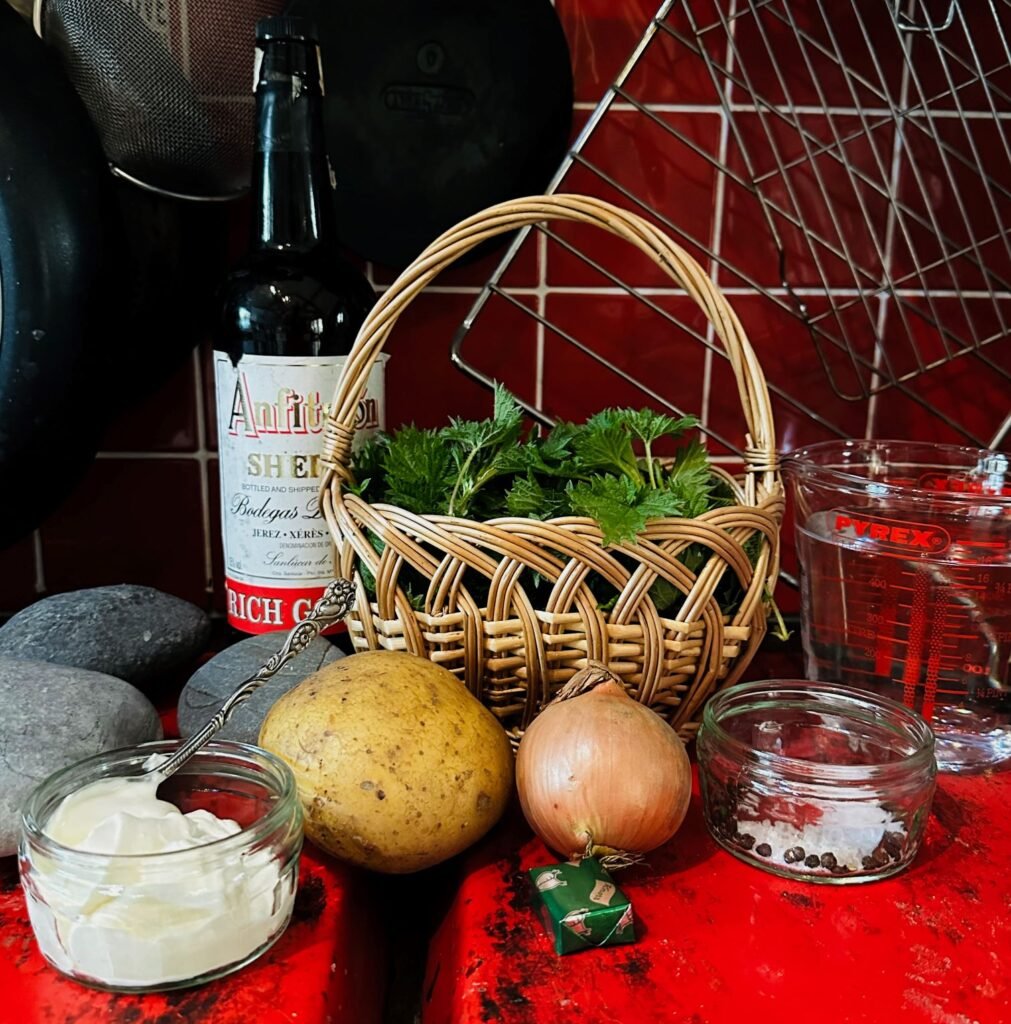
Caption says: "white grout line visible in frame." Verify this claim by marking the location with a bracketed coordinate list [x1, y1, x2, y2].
[536, 231, 547, 407]
[378, 282, 1011, 300]
[701, 0, 738, 434]
[31, 529, 45, 595]
[572, 100, 1011, 119]
[191, 347, 215, 603]
[865, 44, 914, 442]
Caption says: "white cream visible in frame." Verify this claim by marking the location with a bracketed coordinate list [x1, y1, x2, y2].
[24, 759, 293, 989]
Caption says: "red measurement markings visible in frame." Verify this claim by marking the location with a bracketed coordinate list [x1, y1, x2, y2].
[922, 586, 948, 723]
[902, 569, 930, 709]
[876, 582, 897, 679]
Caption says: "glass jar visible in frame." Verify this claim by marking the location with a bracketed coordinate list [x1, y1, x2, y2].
[19, 740, 303, 992]
[697, 680, 936, 884]
[783, 439, 1011, 773]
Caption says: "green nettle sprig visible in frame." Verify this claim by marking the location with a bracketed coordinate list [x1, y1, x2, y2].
[348, 385, 784, 634]
[351, 385, 724, 546]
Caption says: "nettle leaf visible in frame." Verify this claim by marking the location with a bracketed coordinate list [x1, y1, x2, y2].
[496, 438, 584, 482]
[493, 381, 523, 426]
[540, 424, 577, 463]
[584, 408, 624, 432]
[442, 417, 501, 452]
[505, 475, 568, 519]
[665, 437, 717, 518]
[679, 543, 708, 575]
[567, 477, 682, 546]
[445, 383, 524, 452]
[573, 423, 642, 483]
[620, 409, 699, 446]
[495, 441, 545, 476]
[349, 435, 388, 500]
[648, 576, 683, 616]
[382, 427, 454, 515]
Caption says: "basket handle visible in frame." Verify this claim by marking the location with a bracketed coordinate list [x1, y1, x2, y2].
[320, 194, 777, 491]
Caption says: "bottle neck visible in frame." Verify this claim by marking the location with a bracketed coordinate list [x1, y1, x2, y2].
[251, 39, 335, 255]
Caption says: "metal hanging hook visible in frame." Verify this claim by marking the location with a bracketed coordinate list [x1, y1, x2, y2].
[888, 0, 958, 33]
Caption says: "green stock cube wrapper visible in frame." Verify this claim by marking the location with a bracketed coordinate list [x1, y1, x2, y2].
[528, 857, 636, 955]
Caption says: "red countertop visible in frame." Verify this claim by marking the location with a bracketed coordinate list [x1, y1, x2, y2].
[422, 767, 1011, 1024]
[0, 844, 384, 1024]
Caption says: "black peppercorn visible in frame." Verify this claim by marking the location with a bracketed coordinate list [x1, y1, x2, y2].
[755, 843, 772, 857]
[805, 854, 820, 868]
[784, 846, 805, 864]
[738, 833, 755, 850]
[882, 831, 903, 858]
[870, 846, 890, 868]
[820, 852, 837, 870]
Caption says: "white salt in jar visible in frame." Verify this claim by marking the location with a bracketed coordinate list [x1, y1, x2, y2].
[697, 681, 936, 884]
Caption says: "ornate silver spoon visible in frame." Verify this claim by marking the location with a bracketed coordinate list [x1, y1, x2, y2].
[143, 578, 356, 781]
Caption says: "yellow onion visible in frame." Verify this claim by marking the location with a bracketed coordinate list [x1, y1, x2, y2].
[516, 664, 692, 860]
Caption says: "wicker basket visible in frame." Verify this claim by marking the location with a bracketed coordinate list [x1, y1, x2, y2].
[319, 194, 783, 743]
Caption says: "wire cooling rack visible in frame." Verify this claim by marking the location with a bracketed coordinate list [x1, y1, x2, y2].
[452, 0, 1011, 452]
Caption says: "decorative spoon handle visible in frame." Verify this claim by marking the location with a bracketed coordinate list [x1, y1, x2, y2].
[151, 578, 357, 779]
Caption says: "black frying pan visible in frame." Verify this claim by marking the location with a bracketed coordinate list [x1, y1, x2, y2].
[288, 0, 573, 269]
[0, 3, 115, 546]
[0, 4, 227, 547]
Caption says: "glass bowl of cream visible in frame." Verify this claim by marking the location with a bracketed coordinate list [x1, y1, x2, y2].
[18, 740, 303, 992]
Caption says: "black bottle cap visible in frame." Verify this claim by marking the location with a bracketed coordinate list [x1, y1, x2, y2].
[256, 15, 319, 44]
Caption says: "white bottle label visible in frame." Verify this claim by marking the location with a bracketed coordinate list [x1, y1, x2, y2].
[213, 352, 386, 633]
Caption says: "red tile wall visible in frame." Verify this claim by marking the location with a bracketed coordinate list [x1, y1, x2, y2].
[1, 0, 1007, 620]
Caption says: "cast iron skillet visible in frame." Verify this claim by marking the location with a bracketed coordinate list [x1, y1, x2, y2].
[288, 0, 573, 269]
[0, 3, 115, 547]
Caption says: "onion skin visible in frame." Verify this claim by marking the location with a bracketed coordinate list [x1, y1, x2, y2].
[516, 674, 692, 860]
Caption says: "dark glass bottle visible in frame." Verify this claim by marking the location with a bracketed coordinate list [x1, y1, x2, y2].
[213, 16, 379, 635]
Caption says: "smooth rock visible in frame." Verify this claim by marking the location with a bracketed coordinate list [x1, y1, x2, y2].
[0, 585, 210, 689]
[178, 632, 344, 745]
[0, 658, 163, 856]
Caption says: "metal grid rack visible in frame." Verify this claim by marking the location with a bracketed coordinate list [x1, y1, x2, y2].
[452, 0, 1011, 453]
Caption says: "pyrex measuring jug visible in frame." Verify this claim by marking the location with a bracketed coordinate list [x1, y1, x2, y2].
[784, 440, 1011, 773]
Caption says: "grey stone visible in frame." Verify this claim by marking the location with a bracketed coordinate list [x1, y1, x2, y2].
[178, 631, 344, 745]
[0, 658, 163, 856]
[0, 586, 210, 689]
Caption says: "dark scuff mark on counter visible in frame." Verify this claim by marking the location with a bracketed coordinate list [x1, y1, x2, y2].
[109, 1005, 143, 1024]
[954, 880, 980, 903]
[497, 980, 531, 1006]
[151, 987, 221, 1024]
[485, 907, 528, 958]
[615, 949, 652, 980]
[479, 988, 504, 1021]
[502, 852, 532, 915]
[781, 890, 817, 910]
[292, 874, 327, 925]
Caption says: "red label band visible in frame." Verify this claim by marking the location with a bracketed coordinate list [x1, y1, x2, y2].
[225, 578, 346, 635]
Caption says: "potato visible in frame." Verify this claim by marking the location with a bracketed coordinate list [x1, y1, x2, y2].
[258, 650, 513, 873]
